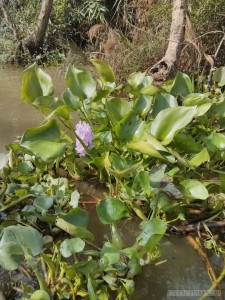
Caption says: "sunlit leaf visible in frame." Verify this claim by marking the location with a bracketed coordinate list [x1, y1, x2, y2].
[21, 63, 54, 103]
[105, 98, 131, 125]
[128, 72, 146, 87]
[170, 71, 194, 96]
[189, 148, 210, 167]
[206, 132, 225, 150]
[132, 94, 153, 116]
[181, 179, 209, 200]
[91, 59, 115, 83]
[150, 106, 197, 144]
[213, 66, 225, 86]
[66, 65, 96, 100]
[21, 120, 66, 163]
[182, 93, 209, 106]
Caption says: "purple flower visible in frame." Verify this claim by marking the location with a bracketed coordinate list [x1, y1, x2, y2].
[75, 121, 94, 156]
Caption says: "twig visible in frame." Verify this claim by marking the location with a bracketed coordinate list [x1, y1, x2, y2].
[0, 194, 36, 212]
[167, 220, 225, 234]
[207, 33, 225, 92]
[186, 235, 222, 299]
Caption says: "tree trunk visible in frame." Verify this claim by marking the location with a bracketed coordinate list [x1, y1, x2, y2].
[24, 0, 53, 55]
[0, 0, 20, 40]
[148, 0, 188, 85]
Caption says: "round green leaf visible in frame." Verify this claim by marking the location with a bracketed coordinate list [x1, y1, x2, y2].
[59, 238, 85, 258]
[33, 196, 54, 212]
[96, 197, 129, 224]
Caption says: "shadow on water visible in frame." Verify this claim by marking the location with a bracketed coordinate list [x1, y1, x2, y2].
[0, 67, 224, 300]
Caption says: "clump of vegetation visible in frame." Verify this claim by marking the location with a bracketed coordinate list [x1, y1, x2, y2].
[1, 60, 225, 299]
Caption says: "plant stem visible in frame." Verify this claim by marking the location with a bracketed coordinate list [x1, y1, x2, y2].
[0, 194, 36, 212]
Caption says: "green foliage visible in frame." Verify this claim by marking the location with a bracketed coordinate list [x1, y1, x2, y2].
[1, 60, 225, 298]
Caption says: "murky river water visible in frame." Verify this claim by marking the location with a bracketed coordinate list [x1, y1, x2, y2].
[0, 66, 224, 299]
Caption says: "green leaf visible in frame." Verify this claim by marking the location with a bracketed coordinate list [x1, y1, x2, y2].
[30, 290, 51, 300]
[183, 93, 209, 106]
[127, 132, 174, 162]
[33, 196, 54, 212]
[55, 105, 73, 120]
[140, 85, 159, 96]
[32, 96, 61, 113]
[59, 238, 85, 258]
[101, 242, 120, 265]
[0, 242, 23, 270]
[181, 179, 209, 200]
[114, 111, 145, 140]
[62, 88, 81, 110]
[17, 161, 34, 174]
[56, 208, 94, 240]
[189, 148, 210, 167]
[152, 93, 177, 117]
[213, 66, 225, 86]
[137, 219, 166, 257]
[66, 65, 96, 100]
[0, 225, 43, 270]
[170, 71, 194, 96]
[91, 59, 115, 83]
[132, 94, 153, 116]
[128, 72, 146, 87]
[87, 276, 97, 300]
[173, 134, 203, 153]
[21, 119, 60, 142]
[59, 207, 89, 227]
[206, 132, 225, 150]
[96, 198, 129, 224]
[150, 106, 197, 144]
[21, 63, 54, 103]
[21, 120, 66, 163]
[210, 98, 225, 118]
[104, 152, 143, 179]
[105, 98, 131, 125]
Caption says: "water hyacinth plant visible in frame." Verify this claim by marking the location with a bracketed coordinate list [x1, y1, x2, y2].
[1, 61, 225, 299]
